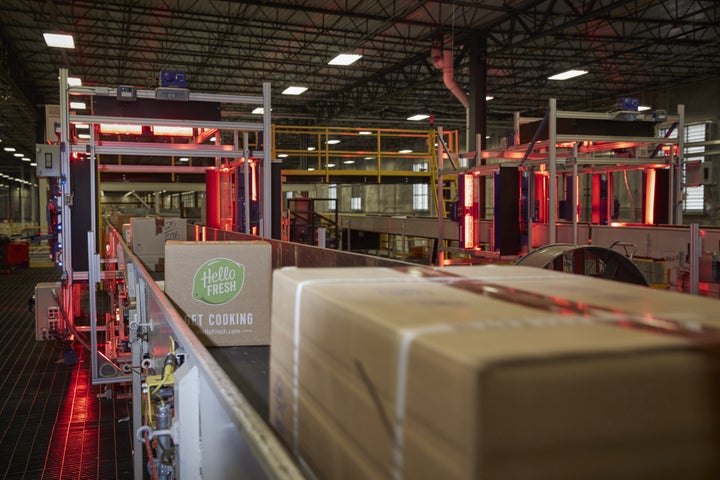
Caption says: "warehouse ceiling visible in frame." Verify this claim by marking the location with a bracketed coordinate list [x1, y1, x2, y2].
[0, 0, 718, 180]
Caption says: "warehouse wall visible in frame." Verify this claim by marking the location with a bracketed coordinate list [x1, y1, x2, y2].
[643, 77, 720, 226]
[283, 183, 426, 216]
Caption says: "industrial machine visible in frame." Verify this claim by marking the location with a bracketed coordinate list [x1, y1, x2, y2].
[37, 69, 720, 479]
[33, 281, 62, 341]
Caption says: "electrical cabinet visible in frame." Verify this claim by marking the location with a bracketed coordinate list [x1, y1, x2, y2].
[35, 282, 62, 341]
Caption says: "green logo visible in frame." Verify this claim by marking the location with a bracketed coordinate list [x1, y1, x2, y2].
[192, 258, 245, 305]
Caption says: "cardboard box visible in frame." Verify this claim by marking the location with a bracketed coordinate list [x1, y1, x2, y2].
[270, 266, 720, 480]
[165, 241, 271, 346]
[131, 217, 186, 271]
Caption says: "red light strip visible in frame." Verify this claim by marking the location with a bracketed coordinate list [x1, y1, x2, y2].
[645, 169, 656, 224]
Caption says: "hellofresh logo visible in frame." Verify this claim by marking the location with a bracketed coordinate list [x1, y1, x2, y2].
[192, 258, 245, 305]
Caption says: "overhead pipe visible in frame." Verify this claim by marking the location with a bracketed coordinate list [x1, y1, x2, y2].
[432, 34, 469, 109]
[432, 34, 470, 151]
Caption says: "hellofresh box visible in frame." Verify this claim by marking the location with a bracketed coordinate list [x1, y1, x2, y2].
[164, 240, 271, 347]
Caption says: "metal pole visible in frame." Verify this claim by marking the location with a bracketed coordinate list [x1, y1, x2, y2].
[572, 142, 579, 245]
[689, 223, 699, 295]
[243, 131, 251, 234]
[262, 82, 272, 238]
[59, 68, 73, 321]
[676, 104, 685, 225]
[549, 98, 557, 244]
[436, 127, 444, 266]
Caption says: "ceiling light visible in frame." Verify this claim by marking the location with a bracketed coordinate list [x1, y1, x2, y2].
[548, 69, 588, 81]
[328, 53, 362, 66]
[282, 86, 308, 95]
[364, 156, 374, 160]
[75, 123, 89, 129]
[638, 105, 652, 112]
[398, 149, 413, 154]
[307, 147, 316, 151]
[278, 153, 289, 158]
[43, 33, 75, 49]
[343, 160, 355, 164]
[327, 163, 336, 168]
[4, 147, 16, 152]
[209, 136, 216, 142]
[252, 107, 264, 114]
[70, 101, 86, 109]
[358, 131, 372, 135]
[13, 153, 23, 157]
[485, 95, 494, 101]
[67, 77, 82, 86]
[77, 134, 90, 140]
[179, 157, 189, 162]
[407, 114, 429, 121]
[308, 167, 315, 171]
[30, 163, 37, 167]
[327, 139, 341, 145]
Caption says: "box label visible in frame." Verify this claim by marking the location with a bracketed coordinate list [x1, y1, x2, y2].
[192, 258, 245, 305]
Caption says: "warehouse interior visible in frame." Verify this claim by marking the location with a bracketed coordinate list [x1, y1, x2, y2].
[1, 1, 720, 479]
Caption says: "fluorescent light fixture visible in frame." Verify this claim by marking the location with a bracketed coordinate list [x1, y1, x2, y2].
[75, 123, 89, 129]
[30, 163, 37, 167]
[398, 149, 413, 154]
[358, 130, 372, 135]
[485, 95, 494, 101]
[364, 156, 374, 160]
[77, 134, 90, 140]
[178, 157, 189, 162]
[343, 160, 355, 164]
[407, 114, 429, 121]
[43, 33, 75, 49]
[282, 86, 308, 95]
[328, 53, 362, 66]
[327, 163, 336, 168]
[21, 157, 30, 162]
[548, 69, 588, 80]
[638, 105, 652, 111]
[209, 136, 216, 142]
[252, 107, 264, 114]
[307, 147, 316, 151]
[13, 153, 23, 157]
[70, 101, 86, 109]
[67, 77, 82, 86]
[4, 147, 16, 152]
[308, 167, 316, 171]
[277, 154, 289, 158]
[327, 139, 341, 145]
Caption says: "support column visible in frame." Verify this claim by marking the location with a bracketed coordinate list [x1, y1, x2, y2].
[467, 31, 487, 221]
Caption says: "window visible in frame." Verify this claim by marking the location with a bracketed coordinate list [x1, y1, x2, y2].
[350, 185, 362, 212]
[413, 163, 429, 211]
[660, 123, 707, 213]
[327, 184, 337, 210]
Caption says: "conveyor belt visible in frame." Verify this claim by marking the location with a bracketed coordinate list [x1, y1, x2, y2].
[208, 346, 271, 419]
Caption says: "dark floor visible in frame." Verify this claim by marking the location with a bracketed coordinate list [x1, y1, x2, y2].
[0, 267, 134, 480]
